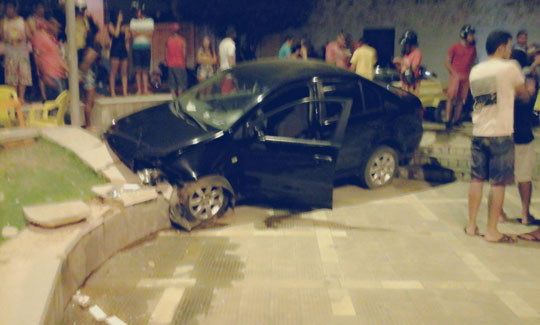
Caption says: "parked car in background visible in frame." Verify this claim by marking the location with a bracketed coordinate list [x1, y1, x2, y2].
[374, 65, 448, 123]
[106, 59, 423, 230]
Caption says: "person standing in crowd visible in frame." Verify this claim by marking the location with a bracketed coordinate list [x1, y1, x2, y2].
[298, 37, 312, 60]
[393, 30, 422, 97]
[80, 12, 110, 129]
[130, 7, 154, 95]
[0, 1, 32, 104]
[349, 37, 377, 80]
[32, 20, 66, 96]
[27, 2, 48, 101]
[219, 26, 236, 71]
[165, 23, 186, 99]
[511, 30, 529, 68]
[196, 36, 217, 83]
[75, 3, 90, 63]
[498, 49, 540, 227]
[465, 30, 530, 243]
[325, 32, 348, 69]
[278, 35, 298, 59]
[445, 25, 477, 129]
[108, 10, 129, 97]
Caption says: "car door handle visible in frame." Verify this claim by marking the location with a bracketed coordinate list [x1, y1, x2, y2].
[313, 154, 333, 162]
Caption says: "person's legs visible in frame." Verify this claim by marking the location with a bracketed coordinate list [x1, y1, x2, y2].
[17, 85, 26, 104]
[467, 179, 484, 235]
[518, 181, 532, 221]
[484, 136, 515, 242]
[484, 184, 505, 241]
[452, 79, 469, 124]
[120, 59, 128, 96]
[514, 143, 535, 223]
[135, 72, 142, 95]
[142, 70, 150, 95]
[38, 78, 47, 101]
[168, 67, 177, 98]
[109, 57, 120, 97]
[84, 87, 96, 128]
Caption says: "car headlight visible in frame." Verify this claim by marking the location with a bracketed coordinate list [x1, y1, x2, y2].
[137, 168, 162, 185]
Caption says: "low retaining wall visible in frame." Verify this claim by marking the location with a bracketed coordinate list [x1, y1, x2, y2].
[0, 127, 173, 324]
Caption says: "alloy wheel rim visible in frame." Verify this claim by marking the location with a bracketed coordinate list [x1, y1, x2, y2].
[189, 186, 225, 220]
[369, 153, 395, 186]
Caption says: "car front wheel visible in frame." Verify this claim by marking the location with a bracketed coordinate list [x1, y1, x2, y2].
[169, 177, 231, 231]
[362, 146, 398, 189]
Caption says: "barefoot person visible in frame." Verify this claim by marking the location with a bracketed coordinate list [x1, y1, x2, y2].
[465, 30, 530, 243]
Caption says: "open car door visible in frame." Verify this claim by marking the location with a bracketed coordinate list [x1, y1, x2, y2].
[239, 97, 351, 209]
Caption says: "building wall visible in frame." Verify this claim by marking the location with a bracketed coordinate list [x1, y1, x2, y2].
[259, 0, 540, 82]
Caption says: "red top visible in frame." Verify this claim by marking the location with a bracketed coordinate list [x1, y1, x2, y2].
[166, 35, 186, 69]
[32, 30, 66, 78]
[403, 48, 422, 77]
[448, 42, 476, 77]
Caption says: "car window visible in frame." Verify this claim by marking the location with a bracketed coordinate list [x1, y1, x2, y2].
[361, 81, 383, 112]
[321, 82, 362, 118]
[262, 102, 314, 140]
[262, 84, 313, 113]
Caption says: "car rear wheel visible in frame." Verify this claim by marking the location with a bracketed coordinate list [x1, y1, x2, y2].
[169, 179, 230, 231]
[362, 146, 398, 189]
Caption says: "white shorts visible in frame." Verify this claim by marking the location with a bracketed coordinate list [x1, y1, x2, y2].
[515, 142, 536, 182]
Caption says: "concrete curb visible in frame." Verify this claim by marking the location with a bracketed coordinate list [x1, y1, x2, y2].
[0, 126, 172, 324]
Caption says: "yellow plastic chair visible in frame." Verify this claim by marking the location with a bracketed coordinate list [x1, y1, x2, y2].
[28, 90, 70, 127]
[0, 85, 25, 127]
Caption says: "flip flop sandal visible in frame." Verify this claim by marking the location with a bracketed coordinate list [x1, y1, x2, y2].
[486, 234, 516, 244]
[518, 215, 540, 226]
[463, 227, 482, 237]
[517, 233, 540, 242]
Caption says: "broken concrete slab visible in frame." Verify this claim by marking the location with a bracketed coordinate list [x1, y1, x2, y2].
[1, 226, 18, 239]
[91, 184, 116, 197]
[78, 144, 115, 172]
[23, 200, 90, 228]
[89, 304, 107, 321]
[106, 315, 128, 325]
[119, 187, 158, 207]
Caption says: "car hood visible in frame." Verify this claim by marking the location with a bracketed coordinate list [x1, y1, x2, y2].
[105, 102, 220, 166]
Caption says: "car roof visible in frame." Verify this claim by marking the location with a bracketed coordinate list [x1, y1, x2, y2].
[229, 58, 359, 87]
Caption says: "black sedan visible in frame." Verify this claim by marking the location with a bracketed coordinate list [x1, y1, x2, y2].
[106, 59, 423, 230]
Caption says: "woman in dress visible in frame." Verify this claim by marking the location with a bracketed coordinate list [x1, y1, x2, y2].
[196, 36, 217, 83]
[108, 10, 130, 96]
[1, 1, 32, 103]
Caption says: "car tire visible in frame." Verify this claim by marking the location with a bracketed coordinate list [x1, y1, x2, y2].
[169, 179, 230, 231]
[361, 146, 398, 189]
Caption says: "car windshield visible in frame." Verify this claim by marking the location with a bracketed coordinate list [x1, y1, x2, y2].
[176, 70, 267, 130]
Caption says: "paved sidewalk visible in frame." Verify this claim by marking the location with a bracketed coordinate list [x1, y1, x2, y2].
[63, 181, 540, 324]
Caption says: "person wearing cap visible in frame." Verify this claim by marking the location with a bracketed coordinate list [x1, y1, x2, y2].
[445, 25, 477, 128]
[130, 7, 154, 95]
[393, 30, 422, 96]
[165, 22, 187, 99]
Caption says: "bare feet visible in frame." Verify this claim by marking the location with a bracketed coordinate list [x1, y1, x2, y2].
[484, 231, 516, 243]
[464, 225, 479, 236]
[498, 211, 509, 223]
